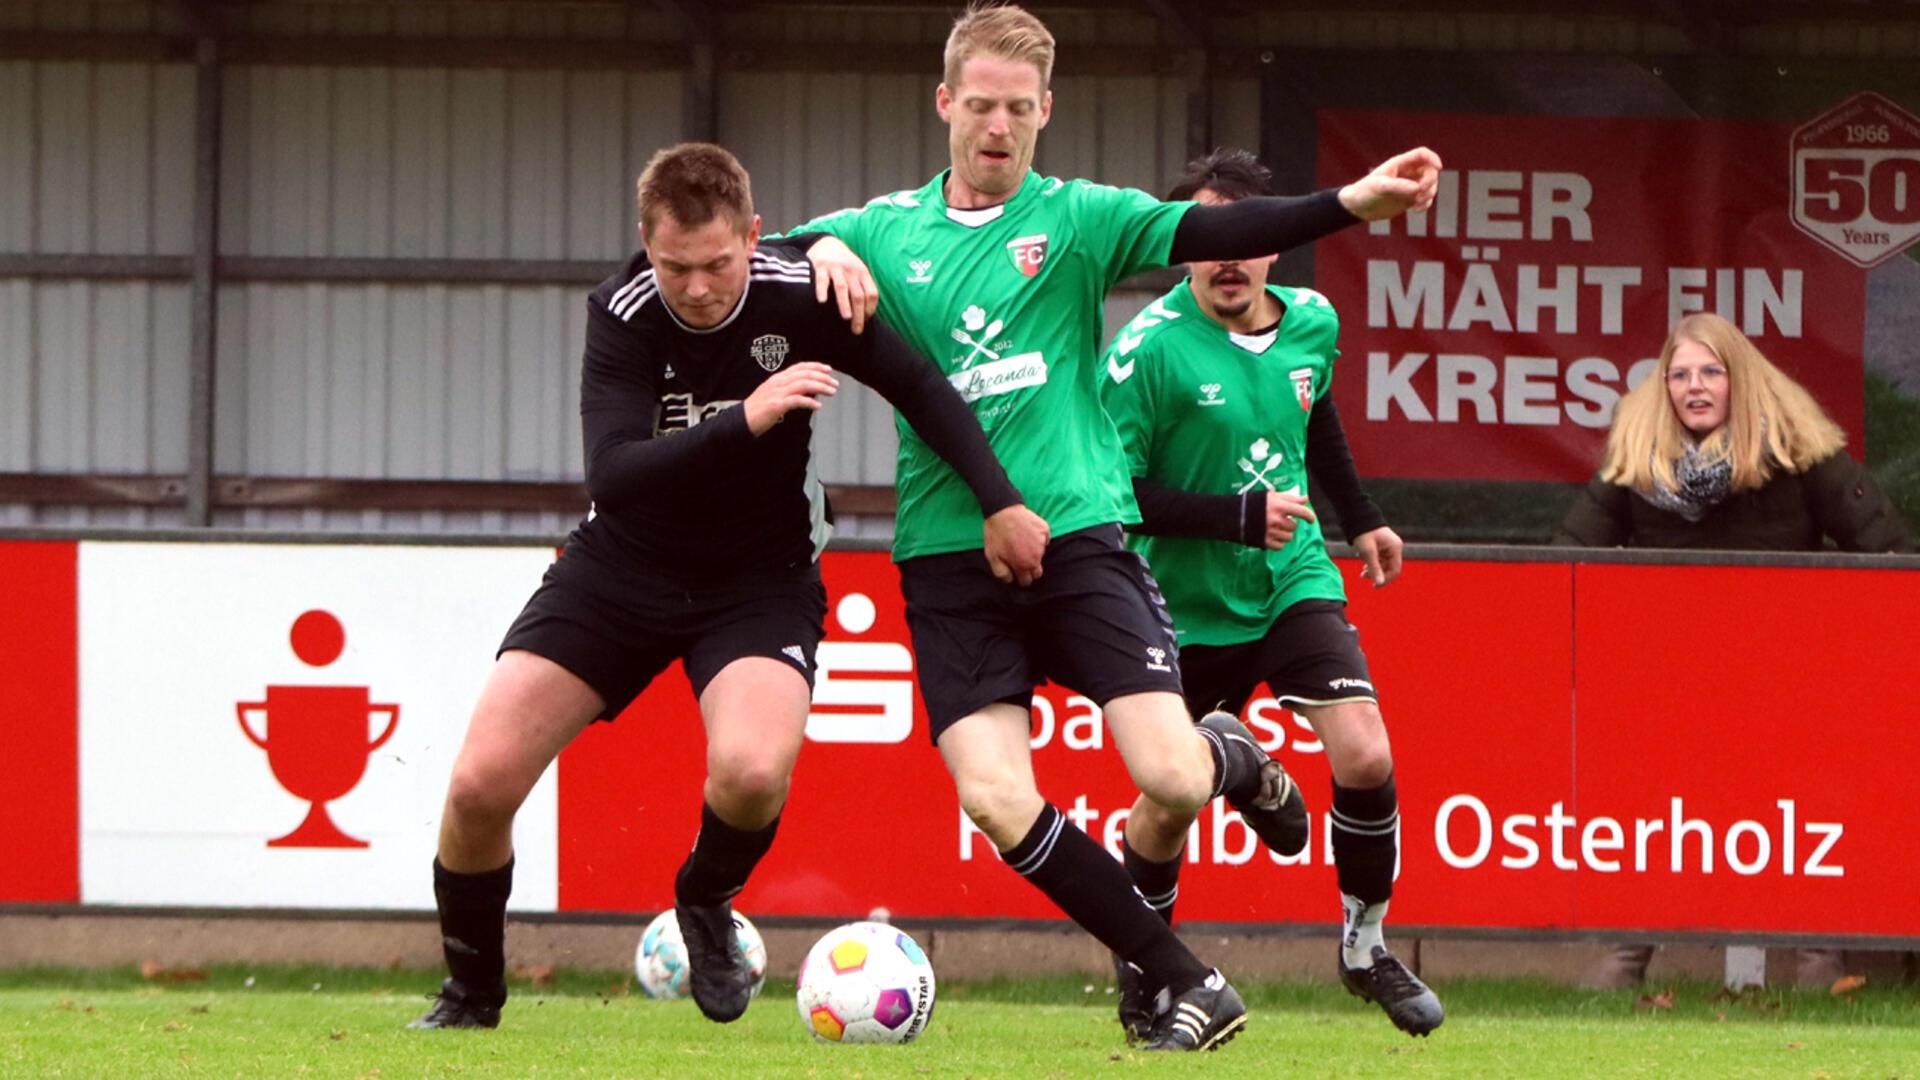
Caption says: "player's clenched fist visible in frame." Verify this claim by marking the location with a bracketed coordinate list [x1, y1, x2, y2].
[1264, 491, 1316, 549]
[1337, 146, 1443, 221]
[744, 361, 840, 435]
[983, 504, 1050, 586]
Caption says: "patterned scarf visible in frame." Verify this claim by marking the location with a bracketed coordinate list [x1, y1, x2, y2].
[1642, 439, 1733, 521]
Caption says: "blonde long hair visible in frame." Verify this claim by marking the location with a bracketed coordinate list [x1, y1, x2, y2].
[1600, 313, 1845, 495]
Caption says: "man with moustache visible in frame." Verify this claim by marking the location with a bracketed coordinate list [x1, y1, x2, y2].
[1100, 149, 1442, 1040]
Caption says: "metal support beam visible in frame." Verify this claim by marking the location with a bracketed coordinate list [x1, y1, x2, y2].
[1181, 48, 1214, 165]
[0, 473, 899, 517]
[653, 0, 721, 141]
[185, 29, 222, 527]
[1139, 0, 1213, 166]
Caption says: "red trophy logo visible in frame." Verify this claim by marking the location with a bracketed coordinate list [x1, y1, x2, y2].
[236, 610, 399, 848]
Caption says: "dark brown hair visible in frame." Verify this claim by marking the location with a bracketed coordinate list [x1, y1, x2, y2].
[635, 142, 754, 236]
[1167, 148, 1273, 202]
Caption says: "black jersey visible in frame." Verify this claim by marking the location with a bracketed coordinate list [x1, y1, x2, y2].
[565, 237, 1019, 583]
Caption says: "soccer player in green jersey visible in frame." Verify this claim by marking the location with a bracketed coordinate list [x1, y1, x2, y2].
[789, 4, 1439, 1051]
[1100, 150, 1443, 1039]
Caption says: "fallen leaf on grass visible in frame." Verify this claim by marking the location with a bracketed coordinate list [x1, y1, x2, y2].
[510, 963, 557, 988]
[1829, 975, 1867, 996]
[162, 1021, 187, 1032]
[188, 1004, 210, 1014]
[139, 961, 208, 984]
[1634, 989, 1675, 1010]
[1786, 1041, 1805, 1050]
[330, 1029, 348, 1042]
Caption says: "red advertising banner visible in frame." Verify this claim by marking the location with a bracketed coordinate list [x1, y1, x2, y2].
[1571, 564, 1920, 936]
[7, 539, 1915, 939]
[1314, 109, 1868, 483]
[0, 540, 79, 903]
[556, 552, 1920, 939]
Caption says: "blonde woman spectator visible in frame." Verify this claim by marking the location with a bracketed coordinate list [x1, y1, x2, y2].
[1556, 312, 1909, 553]
[1558, 312, 1910, 989]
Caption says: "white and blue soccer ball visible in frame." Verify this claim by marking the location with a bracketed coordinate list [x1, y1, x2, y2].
[795, 920, 937, 1044]
[633, 907, 767, 1000]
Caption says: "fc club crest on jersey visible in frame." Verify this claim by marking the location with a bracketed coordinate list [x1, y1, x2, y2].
[1006, 233, 1049, 277]
[750, 334, 790, 372]
[1290, 367, 1315, 412]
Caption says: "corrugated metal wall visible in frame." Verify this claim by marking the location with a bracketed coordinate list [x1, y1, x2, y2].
[0, 1, 1208, 536]
[5, 1, 1908, 534]
[0, 52, 198, 528]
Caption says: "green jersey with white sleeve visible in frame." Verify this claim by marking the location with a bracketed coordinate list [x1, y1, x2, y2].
[1100, 281, 1348, 647]
[786, 170, 1191, 561]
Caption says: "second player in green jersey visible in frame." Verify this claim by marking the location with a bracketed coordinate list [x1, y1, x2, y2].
[1103, 149, 1443, 1042]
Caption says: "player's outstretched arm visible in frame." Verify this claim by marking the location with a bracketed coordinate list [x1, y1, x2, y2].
[1166, 146, 1442, 264]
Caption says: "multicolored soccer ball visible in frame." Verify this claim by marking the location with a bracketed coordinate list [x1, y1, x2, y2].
[632, 908, 768, 1000]
[795, 921, 937, 1044]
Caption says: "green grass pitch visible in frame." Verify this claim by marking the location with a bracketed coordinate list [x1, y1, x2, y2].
[3, 965, 1916, 1078]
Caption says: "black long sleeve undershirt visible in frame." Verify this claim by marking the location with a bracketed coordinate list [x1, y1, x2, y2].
[1130, 397, 1385, 546]
[854, 319, 1023, 518]
[582, 301, 1020, 519]
[1131, 477, 1263, 547]
[1305, 397, 1386, 541]
[1167, 189, 1359, 265]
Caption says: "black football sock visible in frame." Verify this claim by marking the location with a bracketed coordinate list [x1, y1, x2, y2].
[675, 802, 781, 907]
[1331, 774, 1399, 967]
[1196, 716, 1266, 802]
[433, 855, 514, 1004]
[1121, 835, 1183, 926]
[1002, 803, 1210, 994]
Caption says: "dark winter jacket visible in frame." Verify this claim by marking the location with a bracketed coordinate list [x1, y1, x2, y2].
[1553, 451, 1913, 553]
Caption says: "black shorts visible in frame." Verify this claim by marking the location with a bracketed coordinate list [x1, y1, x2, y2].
[498, 551, 826, 720]
[898, 524, 1183, 742]
[1178, 599, 1377, 719]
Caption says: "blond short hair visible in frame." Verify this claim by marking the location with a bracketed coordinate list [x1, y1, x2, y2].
[634, 142, 754, 237]
[943, 3, 1055, 90]
[1600, 313, 1846, 495]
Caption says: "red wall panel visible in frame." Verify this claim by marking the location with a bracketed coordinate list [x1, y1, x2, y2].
[0, 541, 80, 902]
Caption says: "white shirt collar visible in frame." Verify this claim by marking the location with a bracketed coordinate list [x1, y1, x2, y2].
[944, 203, 1006, 227]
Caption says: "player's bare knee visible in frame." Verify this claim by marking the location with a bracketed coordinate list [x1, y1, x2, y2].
[955, 773, 1041, 846]
[1332, 746, 1393, 789]
[1327, 727, 1393, 788]
[1133, 757, 1211, 816]
[1126, 797, 1194, 851]
[444, 763, 524, 832]
[709, 754, 791, 811]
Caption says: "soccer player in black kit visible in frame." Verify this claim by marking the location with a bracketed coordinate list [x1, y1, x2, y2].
[411, 143, 1048, 1030]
